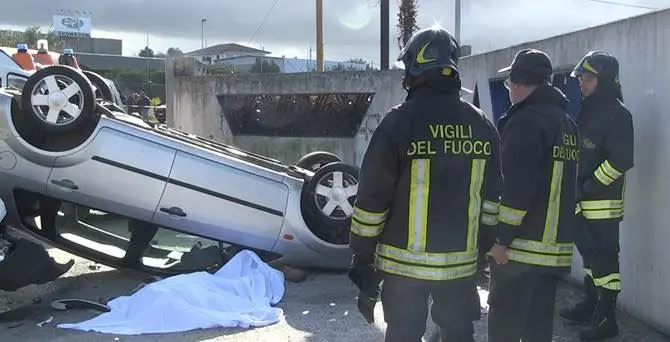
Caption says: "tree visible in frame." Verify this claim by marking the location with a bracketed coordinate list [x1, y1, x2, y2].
[330, 63, 346, 72]
[347, 58, 367, 64]
[249, 57, 281, 73]
[0, 26, 64, 51]
[167, 47, 184, 57]
[397, 0, 419, 49]
[208, 64, 235, 74]
[139, 46, 154, 57]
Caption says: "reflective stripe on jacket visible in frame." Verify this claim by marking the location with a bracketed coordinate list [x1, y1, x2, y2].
[349, 83, 503, 281]
[495, 85, 580, 272]
[575, 90, 634, 222]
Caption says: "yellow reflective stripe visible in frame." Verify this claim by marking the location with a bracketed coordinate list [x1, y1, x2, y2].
[575, 203, 582, 215]
[481, 213, 499, 226]
[353, 206, 388, 225]
[594, 166, 616, 186]
[543, 161, 564, 243]
[467, 159, 487, 250]
[408, 159, 430, 252]
[507, 238, 573, 267]
[376, 257, 477, 281]
[499, 204, 526, 226]
[582, 209, 624, 220]
[579, 200, 624, 219]
[584, 268, 593, 277]
[510, 238, 573, 255]
[482, 200, 500, 214]
[376, 244, 478, 266]
[593, 273, 620, 287]
[507, 249, 573, 267]
[350, 220, 383, 238]
[593, 160, 623, 186]
[592, 273, 621, 290]
[579, 200, 623, 210]
[601, 282, 621, 290]
[601, 160, 623, 179]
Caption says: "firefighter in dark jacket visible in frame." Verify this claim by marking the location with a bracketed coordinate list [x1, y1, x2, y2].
[558, 51, 634, 341]
[486, 48, 580, 342]
[347, 26, 503, 342]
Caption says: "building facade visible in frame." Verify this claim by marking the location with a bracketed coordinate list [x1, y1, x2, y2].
[185, 43, 270, 65]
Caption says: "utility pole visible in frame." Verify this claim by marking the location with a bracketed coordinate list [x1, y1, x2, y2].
[201, 18, 207, 49]
[380, 0, 389, 70]
[316, 0, 324, 72]
[455, 0, 461, 44]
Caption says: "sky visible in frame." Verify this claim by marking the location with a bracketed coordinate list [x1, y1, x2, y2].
[0, 0, 664, 65]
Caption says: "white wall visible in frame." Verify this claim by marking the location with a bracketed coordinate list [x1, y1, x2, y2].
[457, 9, 670, 334]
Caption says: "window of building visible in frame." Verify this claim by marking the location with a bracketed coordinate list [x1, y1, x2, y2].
[218, 93, 375, 137]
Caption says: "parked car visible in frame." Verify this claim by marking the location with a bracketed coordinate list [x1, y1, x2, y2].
[0, 65, 360, 290]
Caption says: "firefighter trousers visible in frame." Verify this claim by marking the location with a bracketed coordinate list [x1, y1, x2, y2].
[381, 273, 480, 342]
[574, 216, 621, 292]
[487, 261, 559, 342]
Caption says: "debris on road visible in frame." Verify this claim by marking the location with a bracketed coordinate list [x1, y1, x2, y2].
[51, 299, 110, 312]
[36, 315, 53, 327]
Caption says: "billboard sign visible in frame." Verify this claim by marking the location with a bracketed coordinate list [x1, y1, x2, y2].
[52, 15, 92, 37]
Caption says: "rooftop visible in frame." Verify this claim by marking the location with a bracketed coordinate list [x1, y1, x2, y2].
[186, 43, 270, 56]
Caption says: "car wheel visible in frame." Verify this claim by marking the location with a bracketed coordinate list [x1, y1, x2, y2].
[301, 162, 359, 245]
[21, 65, 96, 134]
[295, 151, 342, 172]
[82, 70, 114, 103]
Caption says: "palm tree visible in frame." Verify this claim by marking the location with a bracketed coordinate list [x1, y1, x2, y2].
[397, 0, 419, 49]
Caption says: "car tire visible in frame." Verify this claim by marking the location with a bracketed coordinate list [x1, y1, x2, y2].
[301, 161, 359, 245]
[295, 151, 342, 172]
[82, 70, 114, 103]
[21, 65, 96, 134]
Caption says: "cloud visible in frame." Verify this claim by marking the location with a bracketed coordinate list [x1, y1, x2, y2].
[0, 0, 663, 61]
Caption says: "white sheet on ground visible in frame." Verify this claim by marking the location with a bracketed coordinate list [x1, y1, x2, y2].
[57, 250, 285, 335]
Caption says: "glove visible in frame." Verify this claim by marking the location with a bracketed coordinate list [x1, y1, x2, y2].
[348, 256, 382, 324]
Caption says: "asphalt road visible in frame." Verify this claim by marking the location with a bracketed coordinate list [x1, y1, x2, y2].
[1, 248, 669, 342]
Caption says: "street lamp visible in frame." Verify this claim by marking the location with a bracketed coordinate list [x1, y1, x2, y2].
[455, 0, 461, 44]
[201, 18, 207, 49]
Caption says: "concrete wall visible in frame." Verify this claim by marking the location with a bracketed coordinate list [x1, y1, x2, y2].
[456, 9, 670, 334]
[77, 53, 165, 72]
[62, 37, 123, 55]
[165, 62, 405, 165]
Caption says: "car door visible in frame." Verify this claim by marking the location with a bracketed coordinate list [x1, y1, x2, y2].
[47, 127, 176, 222]
[152, 151, 288, 251]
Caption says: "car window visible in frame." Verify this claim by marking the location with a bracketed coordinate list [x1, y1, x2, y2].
[37, 200, 225, 272]
[0, 50, 21, 69]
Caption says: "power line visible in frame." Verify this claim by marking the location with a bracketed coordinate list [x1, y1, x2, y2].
[248, 0, 281, 44]
[584, 0, 657, 10]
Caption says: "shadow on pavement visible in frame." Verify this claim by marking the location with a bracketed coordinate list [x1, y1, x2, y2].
[281, 271, 386, 342]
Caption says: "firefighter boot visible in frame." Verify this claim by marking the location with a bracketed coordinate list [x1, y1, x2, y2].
[579, 289, 619, 341]
[559, 276, 597, 324]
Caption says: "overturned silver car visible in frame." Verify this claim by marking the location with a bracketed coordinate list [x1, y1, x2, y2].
[0, 65, 360, 290]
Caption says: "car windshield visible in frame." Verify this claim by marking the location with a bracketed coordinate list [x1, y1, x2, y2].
[0, 49, 22, 69]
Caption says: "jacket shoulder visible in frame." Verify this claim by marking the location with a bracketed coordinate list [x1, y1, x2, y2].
[504, 106, 547, 131]
[459, 99, 498, 133]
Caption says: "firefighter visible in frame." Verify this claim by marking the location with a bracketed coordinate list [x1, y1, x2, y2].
[486, 48, 580, 342]
[557, 51, 634, 341]
[347, 26, 503, 342]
